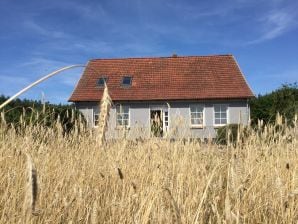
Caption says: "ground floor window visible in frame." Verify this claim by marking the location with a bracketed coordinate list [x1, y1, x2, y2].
[190, 105, 204, 127]
[164, 111, 169, 128]
[214, 104, 228, 126]
[116, 104, 129, 127]
[94, 112, 100, 127]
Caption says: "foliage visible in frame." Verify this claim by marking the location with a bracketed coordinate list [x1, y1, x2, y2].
[215, 124, 249, 145]
[0, 95, 84, 133]
[151, 112, 163, 137]
[151, 121, 163, 137]
[250, 83, 298, 125]
[216, 83, 297, 145]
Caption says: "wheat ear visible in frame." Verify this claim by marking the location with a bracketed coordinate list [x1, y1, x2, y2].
[117, 167, 124, 180]
[98, 83, 112, 148]
[225, 165, 232, 223]
[25, 153, 38, 215]
[91, 200, 98, 224]
[193, 165, 219, 223]
[163, 188, 182, 224]
[0, 111, 6, 126]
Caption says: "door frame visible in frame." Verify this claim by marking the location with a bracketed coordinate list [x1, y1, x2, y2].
[149, 105, 169, 137]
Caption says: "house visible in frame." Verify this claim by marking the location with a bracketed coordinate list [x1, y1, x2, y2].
[69, 54, 254, 139]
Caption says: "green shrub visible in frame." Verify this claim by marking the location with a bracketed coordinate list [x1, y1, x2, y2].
[250, 83, 298, 126]
[215, 124, 246, 145]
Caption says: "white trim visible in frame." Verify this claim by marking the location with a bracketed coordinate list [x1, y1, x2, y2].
[247, 99, 250, 124]
[189, 104, 205, 128]
[128, 107, 131, 128]
[166, 103, 171, 130]
[115, 104, 130, 128]
[149, 106, 169, 137]
[213, 104, 229, 127]
[92, 108, 100, 128]
[163, 109, 169, 132]
[93, 112, 100, 128]
[148, 107, 151, 137]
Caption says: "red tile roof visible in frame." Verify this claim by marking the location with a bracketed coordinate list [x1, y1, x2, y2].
[69, 55, 254, 102]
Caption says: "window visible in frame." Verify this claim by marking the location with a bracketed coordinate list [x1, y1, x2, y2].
[94, 113, 100, 127]
[214, 104, 228, 126]
[190, 105, 204, 127]
[97, 77, 108, 87]
[116, 104, 129, 127]
[121, 76, 132, 86]
[164, 111, 169, 128]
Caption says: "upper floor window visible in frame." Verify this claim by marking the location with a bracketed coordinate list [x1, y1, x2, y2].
[97, 77, 108, 87]
[214, 104, 228, 126]
[116, 104, 129, 127]
[121, 76, 132, 87]
[190, 105, 204, 127]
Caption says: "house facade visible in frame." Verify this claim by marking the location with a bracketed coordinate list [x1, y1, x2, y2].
[69, 55, 254, 139]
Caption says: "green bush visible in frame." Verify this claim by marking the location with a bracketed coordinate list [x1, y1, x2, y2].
[215, 124, 246, 145]
[250, 83, 298, 126]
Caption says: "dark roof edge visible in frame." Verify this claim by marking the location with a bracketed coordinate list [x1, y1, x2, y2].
[69, 96, 254, 103]
[232, 55, 255, 97]
[67, 61, 90, 102]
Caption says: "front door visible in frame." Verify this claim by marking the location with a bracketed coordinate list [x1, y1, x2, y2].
[150, 110, 163, 137]
[150, 109, 169, 137]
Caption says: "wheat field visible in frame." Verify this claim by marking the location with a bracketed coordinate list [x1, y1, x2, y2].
[0, 115, 297, 223]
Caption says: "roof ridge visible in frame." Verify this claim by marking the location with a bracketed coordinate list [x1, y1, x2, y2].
[89, 54, 233, 61]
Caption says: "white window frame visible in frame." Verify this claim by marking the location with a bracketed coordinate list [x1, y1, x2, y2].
[189, 104, 205, 128]
[116, 104, 130, 127]
[163, 109, 169, 131]
[93, 109, 100, 128]
[213, 104, 229, 127]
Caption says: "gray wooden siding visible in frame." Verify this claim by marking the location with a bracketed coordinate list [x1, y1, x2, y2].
[75, 100, 249, 139]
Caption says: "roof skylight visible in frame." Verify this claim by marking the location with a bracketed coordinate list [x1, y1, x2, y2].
[97, 77, 108, 87]
[122, 76, 132, 86]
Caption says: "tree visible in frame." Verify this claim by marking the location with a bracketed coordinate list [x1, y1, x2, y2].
[0, 95, 85, 133]
[250, 83, 298, 125]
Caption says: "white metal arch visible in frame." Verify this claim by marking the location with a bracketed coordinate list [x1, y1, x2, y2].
[0, 64, 86, 110]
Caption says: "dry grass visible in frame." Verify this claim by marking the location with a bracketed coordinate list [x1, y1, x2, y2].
[0, 116, 297, 223]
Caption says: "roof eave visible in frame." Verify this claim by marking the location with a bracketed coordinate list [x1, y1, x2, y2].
[69, 95, 255, 102]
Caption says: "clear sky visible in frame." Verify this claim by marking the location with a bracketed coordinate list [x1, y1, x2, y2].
[0, 0, 297, 104]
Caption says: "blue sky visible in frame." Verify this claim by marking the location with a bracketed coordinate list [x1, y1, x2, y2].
[0, 0, 297, 104]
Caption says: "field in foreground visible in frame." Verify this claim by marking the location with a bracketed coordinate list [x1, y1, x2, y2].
[0, 122, 297, 223]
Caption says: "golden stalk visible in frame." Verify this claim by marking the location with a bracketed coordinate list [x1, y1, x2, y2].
[25, 153, 38, 215]
[98, 83, 112, 147]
